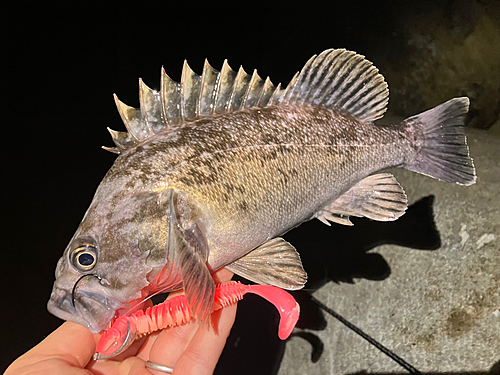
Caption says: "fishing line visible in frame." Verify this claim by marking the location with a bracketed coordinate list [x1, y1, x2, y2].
[310, 295, 422, 374]
[121, 265, 179, 317]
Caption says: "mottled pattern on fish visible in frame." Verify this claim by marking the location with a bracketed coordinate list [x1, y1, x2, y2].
[102, 105, 409, 267]
[48, 48, 476, 334]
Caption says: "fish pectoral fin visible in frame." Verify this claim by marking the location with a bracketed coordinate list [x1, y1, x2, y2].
[317, 173, 408, 225]
[178, 224, 215, 323]
[225, 238, 307, 290]
[168, 190, 214, 323]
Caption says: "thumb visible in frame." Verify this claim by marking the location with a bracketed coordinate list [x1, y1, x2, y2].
[9, 321, 97, 372]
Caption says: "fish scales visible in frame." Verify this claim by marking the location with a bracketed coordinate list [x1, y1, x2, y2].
[116, 105, 408, 268]
[48, 49, 476, 335]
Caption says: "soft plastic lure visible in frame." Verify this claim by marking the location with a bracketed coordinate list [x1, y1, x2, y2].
[94, 281, 300, 360]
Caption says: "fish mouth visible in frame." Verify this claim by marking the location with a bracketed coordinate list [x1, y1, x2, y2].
[48, 285, 120, 334]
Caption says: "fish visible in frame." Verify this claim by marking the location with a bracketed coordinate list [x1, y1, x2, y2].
[48, 48, 476, 334]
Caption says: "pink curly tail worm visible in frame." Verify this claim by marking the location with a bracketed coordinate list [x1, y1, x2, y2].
[94, 281, 300, 360]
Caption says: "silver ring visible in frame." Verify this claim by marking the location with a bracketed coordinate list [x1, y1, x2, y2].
[146, 360, 174, 373]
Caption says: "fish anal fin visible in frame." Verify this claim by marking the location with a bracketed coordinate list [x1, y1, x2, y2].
[316, 211, 353, 226]
[317, 173, 408, 225]
[225, 238, 307, 290]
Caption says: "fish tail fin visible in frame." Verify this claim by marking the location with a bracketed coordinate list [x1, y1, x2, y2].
[403, 97, 476, 186]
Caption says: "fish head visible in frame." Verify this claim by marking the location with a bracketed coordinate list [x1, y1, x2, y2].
[48, 181, 181, 333]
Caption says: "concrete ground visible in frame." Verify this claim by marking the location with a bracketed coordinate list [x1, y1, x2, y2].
[278, 125, 500, 374]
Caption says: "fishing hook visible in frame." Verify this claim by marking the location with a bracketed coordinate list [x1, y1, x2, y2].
[71, 274, 100, 308]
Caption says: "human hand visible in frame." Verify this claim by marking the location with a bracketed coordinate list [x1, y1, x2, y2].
[5, 268, 236, 375]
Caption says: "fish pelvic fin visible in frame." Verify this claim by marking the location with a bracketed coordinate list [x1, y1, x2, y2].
[403, 97, 476, 186]
[225, 238, 307, 290]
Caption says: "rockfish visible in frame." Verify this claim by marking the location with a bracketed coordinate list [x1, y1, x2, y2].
[48, 49, 476, 333]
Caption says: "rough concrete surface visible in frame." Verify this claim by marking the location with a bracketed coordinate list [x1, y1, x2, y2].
[279, 125, 500, 374]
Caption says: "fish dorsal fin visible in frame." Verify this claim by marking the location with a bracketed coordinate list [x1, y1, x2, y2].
[105, 49, 388, 153]
[279, 49, 389, 122]
[106, 58, 281, 154]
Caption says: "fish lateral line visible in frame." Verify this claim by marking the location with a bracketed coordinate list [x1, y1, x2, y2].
[94, 281, 300, 360]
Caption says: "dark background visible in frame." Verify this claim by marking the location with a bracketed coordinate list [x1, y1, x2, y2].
[2, 2, 499, 373]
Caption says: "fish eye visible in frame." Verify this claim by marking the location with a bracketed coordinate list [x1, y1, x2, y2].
[70, 244, 98, 272]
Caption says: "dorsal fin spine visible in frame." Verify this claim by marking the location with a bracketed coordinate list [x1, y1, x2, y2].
[268, 82, 282, 105]
[200, 59, 219, 116]
[241, 70, 262, 108]
[139, 79, 163, 134]
[180, 60, 201, 121]
[299, 49, 332, 105]
[107, 127, 136, 150]
[210, 60, 225, 114]
[279, 71, 299, 103]
[257, 77, 274, 106]
[228, 66, 249, 112]
[286, 54, 316, 104]
[160, 67, 181, 126]
[214, 60, 235, 113]
[179, 60, 188, 121]
[240, 69, 255, 108]
[102, 145, 120, 154]
[113, 95, 141, 142]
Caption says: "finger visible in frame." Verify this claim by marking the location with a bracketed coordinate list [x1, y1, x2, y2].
[30, 322, 95, 367]
[212, 268, 234, 283]
[5, 322, 96, 375]
[87, 356, 151, 375]
[138, 267, 235, 373]
[145, 319, 200, 372]
[100, 299, 154, 362]
[173, 301, 237, 375]
[137, 287, 200, 364]
[5, 358, 93, 375]
[135, 329, 160, 361]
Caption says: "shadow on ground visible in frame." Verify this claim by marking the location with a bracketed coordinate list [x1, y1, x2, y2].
[215, 196, 499, 374]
